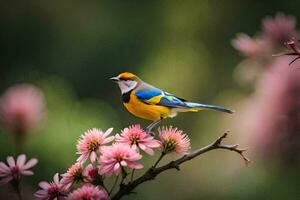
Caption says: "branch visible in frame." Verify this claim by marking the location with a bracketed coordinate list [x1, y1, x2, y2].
[111, 130, 250, 200]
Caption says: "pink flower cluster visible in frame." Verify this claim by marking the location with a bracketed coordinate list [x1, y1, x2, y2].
[33, 125, 190, 199]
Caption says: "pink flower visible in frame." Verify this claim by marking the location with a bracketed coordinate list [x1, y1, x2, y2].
[0, 84, 45, 134]
[34, 173, 67, 200]
[83, 164, 99, 183]
[115, 124, 161, 155]
[67, 185, 109, 200]
[76, 128, 114, 163]
[239, 57, 300, 164]
[99, 143, 143, 176]
[0, 154, 38, 185]
[61, 163, 85, 190]
[232, 34, 268, 58]
[158, 126, 191, 156]
[262, 13, 296, 46]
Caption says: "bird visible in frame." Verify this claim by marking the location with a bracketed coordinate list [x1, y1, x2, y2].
[110, 72, 234, 133]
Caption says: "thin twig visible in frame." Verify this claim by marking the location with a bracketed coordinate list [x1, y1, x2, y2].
[153, 152, 166, 168]
[120, 167, 128, 185]
[109, 175, 119, 195]
[130, 169, 135, 182]
[111, 130, 250, 200]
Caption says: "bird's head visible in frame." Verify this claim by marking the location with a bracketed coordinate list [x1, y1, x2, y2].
[110, 72, 141, 94]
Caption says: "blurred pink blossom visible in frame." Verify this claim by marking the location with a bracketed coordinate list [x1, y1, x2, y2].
[232, 34, 268, 58]
[34, 173, 67, 200]
[262, 13, 297, 46]
[0, 154, 38, 185]
[240, 57, 300, 164]
[99, 143, 143, 176]
[76, 128, 114, 163]
[158, 126, 191, 156]
[115, 124, 161, 155]
[67, 185, 109, 200]
[61, 163, 85, 190]
[0, 84, 45, 134]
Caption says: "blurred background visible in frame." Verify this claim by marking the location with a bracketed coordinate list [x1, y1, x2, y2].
[1, 0, 300, 199]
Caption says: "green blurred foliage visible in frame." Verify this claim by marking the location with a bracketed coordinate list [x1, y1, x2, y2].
[1, 0, 300, 199]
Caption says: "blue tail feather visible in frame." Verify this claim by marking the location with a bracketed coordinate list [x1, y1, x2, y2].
[185, 102, 234, 114]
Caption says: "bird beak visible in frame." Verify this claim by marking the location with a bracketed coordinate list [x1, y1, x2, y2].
[110, 77, 119, 82]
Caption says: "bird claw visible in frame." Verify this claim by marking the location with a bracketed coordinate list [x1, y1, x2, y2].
[145, 128, 155, 136]
[149, 131, 155, 136]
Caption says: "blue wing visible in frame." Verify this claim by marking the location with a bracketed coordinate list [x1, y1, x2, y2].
[135, 89, 234, 113]
[135, 89, 188, 108]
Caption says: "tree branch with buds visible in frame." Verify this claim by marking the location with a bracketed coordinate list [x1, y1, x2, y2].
[111, 130, 250, 200]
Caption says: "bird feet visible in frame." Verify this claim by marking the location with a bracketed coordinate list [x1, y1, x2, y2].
[145, 119, 162, 136]
[145, 128, 155, 136]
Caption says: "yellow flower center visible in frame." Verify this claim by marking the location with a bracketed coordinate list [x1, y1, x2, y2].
[87, 137, 101, 151]
[129, 134, 140, 145]
[163, 139, 177, 153]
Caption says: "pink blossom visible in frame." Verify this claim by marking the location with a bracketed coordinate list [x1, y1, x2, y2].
[34, 173, 67, 200]
[0, 84, 45, 134]
[262, 13, 296, 46]
[232, 34, 268, 58]
[76, 128, 114, 163]
[67, 185, 109, 200]
[239, 57, 300, 164]
[115, 124, 161, 155]
[0, 154, 38, 185]
[83, 164, 99, 183]
[61, 163, 85, 190]
[99, 143, 143, 176]
[158, 126, 191, 156]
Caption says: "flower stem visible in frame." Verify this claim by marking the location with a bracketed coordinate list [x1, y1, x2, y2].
[109, 175, 119, 195]
[120, 167, 128, 185]
[153, 152, 166, 168]
[12, 179, 23, 200]
[130, 169, 135, 182]
[14, 130, 26, 155]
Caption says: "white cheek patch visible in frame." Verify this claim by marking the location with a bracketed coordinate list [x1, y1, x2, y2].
[118, 81, 137, 94]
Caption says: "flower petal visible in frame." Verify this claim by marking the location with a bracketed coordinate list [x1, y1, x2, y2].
[53, 173, 60, 184]
[0, 162, 10, 173]
[103, 128, 113, 137]
[21, 170, 34, 176]
[113, 163, 120, 174]
[16, 154, 26, 168]
[144, 147, 154, 155]
[6, 156, 15, 168]
[90, 152, 97, 163]
[39, 181, 51, 190]
[139, 143, 146, 150]
[127, 161, 143, 169]
[103, 136, 115, 144]
[0, 176, 13, 185]
[120, 160, 127, 166]
[22, 158, 38, 170]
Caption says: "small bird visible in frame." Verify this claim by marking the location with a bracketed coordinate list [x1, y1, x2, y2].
[110, 72, 233, 132]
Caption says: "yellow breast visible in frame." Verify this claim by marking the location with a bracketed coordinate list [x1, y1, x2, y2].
[123, 91, 171, 121]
